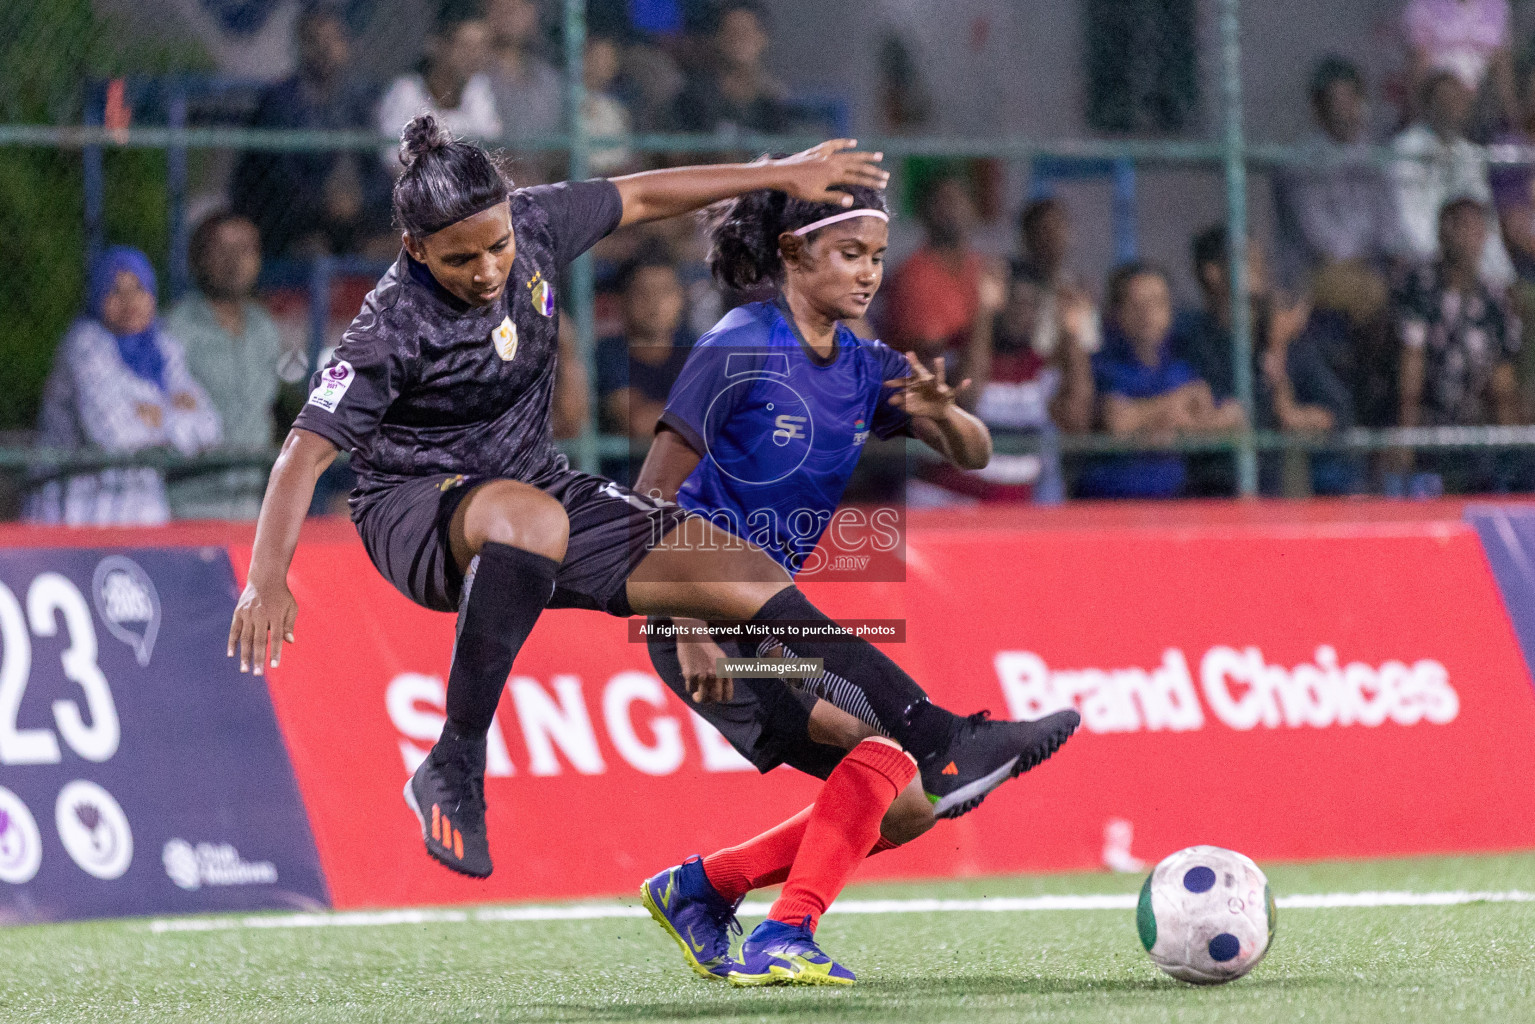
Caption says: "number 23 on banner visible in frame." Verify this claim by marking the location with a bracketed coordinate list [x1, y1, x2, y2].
[0, 574, 120, 765]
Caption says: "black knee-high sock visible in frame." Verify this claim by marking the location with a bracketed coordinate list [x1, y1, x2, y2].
[439, 542, 558, 751]
[750, 587, 957, 760]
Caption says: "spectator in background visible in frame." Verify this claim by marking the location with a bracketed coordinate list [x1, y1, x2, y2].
[922, 265, 1094, 502]
[28, 247, 222, 526]
[1179, 225, 1361, 495]
[377, 7, 500, 172]
[597, 247, 692, 443]
[584, 34, 635, 175]
[484, 0, 563, 180]
[163, 213, 282, 520]
[613, 40, 685, 136]
[1492, 56, 1535, 277]
[1391, 71, 1514, 286]
[1078, 264, 1245, 500]
[1012, 197, 1102, 358]
[232, 4, 393, 260]
[882, 175, 987, 362]
[1403, 0, 1514, 123]
[1491, 56, 1535, 417]
[1396, 197, 1524, 490]
[875, 31, 935, 137]
[580, 0, 686, 135]
[671, 1, 789, 134]
[1274, 56, 1400, 322]
[552, 318, 591, 442]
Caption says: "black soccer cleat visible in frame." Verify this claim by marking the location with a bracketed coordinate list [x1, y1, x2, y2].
[403, 737, 493, 879]
[919, 708, 1081, 820]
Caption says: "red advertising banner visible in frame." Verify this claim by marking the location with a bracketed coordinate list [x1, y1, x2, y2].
[209, 503, 1535, 909]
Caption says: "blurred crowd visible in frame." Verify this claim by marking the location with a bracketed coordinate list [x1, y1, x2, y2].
[31, 0, 1535, 523]
[229, 0, 806, 262]
[887, 0, 1535, 505]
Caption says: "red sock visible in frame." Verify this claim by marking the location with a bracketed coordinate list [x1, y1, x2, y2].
[702, 748, 917, 904]
[769, 738, 917, 931]
[709, 830, 899, 902]
[703, 806, 813, 904]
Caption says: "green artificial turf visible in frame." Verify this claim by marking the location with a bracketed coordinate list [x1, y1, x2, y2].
[4, 851, 1535, 1023]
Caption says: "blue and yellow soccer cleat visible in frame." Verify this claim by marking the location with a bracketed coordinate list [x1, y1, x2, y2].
[639, 856, 743, 981]
[727, 917, 856, 987]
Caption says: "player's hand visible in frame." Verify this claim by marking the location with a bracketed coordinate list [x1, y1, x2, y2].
[228, 577, 297, 677]
[771, 140, 889, 206]
[678, 635, 733, 704]
[886, 354, 969, 420]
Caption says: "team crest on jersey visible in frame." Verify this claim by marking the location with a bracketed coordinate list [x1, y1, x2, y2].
[528, 271, 555, 317]
[492, 316, 518, 361]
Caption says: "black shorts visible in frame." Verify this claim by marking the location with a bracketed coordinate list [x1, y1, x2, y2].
[355, 469, 690, 617]
[647, 628, 847, 780]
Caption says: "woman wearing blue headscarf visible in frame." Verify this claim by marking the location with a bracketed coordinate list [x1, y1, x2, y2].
[28, 246, 223, 525]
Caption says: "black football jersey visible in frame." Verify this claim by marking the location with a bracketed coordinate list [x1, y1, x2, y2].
[293, 179, 622, 515]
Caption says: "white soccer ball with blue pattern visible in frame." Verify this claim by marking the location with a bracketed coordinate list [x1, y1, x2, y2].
[1137, 845, 1275, 984]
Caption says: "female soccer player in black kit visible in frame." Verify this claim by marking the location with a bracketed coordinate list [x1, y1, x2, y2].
[229, 114, 1067, 880]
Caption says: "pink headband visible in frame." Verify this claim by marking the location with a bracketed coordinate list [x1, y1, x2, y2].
[791, 208, 890, 236]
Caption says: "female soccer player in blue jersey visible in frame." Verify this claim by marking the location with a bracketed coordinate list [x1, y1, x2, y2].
[227, 116, 1062, 888]
[636, 183, 1079, 985]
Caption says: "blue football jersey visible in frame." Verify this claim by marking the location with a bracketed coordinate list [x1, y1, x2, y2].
[657, 300, 912, 574]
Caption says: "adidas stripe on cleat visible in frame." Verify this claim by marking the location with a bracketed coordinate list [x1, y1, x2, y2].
[404, 738, 493, 879]
[919, 708, 1081, 820]
[429, 802, 465, 860]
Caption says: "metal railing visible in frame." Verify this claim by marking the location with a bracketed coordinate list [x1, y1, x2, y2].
[5, 0, 1535, 502]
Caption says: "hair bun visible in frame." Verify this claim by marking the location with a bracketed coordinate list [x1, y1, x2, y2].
[399, 113, 454, 167]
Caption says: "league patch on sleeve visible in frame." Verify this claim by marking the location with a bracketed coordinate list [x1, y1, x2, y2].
[306, 360, 355, 412]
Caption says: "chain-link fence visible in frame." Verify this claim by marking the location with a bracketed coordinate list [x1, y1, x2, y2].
[7, 0, 1535, 520]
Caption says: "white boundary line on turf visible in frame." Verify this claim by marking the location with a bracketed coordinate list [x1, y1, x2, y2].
[144, 890, 1535, 934]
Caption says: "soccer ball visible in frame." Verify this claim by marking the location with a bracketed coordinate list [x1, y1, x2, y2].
[1136, 845, 1275, 985]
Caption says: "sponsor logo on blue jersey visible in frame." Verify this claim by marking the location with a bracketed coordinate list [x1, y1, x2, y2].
[661, 302, 911, 576]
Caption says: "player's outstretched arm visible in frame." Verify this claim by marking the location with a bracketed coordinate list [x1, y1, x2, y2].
[888, 354, 993, 471]
[228, 428, 339, 676]
[610, 140, 889, 228]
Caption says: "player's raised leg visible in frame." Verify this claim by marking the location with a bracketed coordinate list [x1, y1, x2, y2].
[750, 586, 1081, 817]
[404, 480, 566, 878]
[627, 533, 1080, 814]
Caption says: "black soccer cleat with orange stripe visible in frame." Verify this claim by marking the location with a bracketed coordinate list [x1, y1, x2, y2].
[403, 737, 493, 879]
[917, 707, 1081, 820]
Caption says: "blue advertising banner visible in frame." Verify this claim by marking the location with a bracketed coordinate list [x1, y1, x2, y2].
[0, 546, 329, 923]
[1465, 505, 1535, 696]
